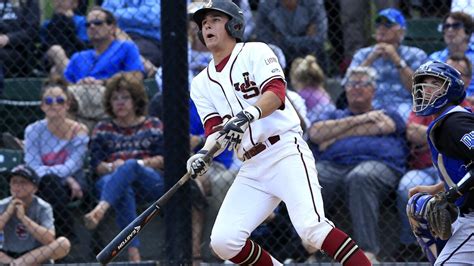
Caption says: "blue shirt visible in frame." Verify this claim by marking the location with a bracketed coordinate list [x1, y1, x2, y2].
[64, 40, 144, 83]
[429, 43, 474, 96]
[102, 0, 161, 42]
[316, 108, 408, 174]
[350, 45, 427, 121]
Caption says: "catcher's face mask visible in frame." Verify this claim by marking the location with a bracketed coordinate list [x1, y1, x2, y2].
[412, 74, 449, 115]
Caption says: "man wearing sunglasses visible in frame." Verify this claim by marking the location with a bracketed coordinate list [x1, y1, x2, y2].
[308, 66, 408, 263]
[63, 7, 144, 85]
[349, 8, 427, 122]
[429, 11, 474, 98]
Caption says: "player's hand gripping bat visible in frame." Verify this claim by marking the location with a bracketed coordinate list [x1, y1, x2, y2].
[96, 143, 221, 265]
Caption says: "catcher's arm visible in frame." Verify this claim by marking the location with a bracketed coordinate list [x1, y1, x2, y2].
[445, 169, 474, 203]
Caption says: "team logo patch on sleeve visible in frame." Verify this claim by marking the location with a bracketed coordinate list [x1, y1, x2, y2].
[460, 131, 474, 149]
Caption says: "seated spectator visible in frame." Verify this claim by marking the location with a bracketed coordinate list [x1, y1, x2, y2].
[41, 0, 89, 77]
[24, 78, 89, 240]
[0, 0, 40, 79]
[84, 72, 164, 262]
[0, 165, 71, 265]
[289, 54, 335, 123]
[102, 0, 161, 67]
[430, 12, 474, 95]
[64, 7, 144, 84]
[255, 0, 328, 65]
[308, 66, 407, 263]
[447, 54, 474, 107]
[350, 8, 427, 122]
[58, 7, 145, 130]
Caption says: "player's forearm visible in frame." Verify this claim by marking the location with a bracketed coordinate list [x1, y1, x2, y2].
[446, 170, 474, 202]
[254, 91, 283, 118]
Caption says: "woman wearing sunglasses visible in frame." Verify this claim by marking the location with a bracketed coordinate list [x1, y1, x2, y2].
[429, 11, 474, 97]
[23, 78, 89, 241]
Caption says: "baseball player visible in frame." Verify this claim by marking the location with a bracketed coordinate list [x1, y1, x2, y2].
[185, 1, 371, 265]
[407, 60, 474, 265]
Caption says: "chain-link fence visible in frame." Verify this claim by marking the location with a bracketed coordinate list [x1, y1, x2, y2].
[0, 0, 471, 265]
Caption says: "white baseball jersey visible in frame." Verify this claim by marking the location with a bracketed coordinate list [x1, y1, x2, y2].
[190, 42, 335, 262]
[191, 42, 302, 159]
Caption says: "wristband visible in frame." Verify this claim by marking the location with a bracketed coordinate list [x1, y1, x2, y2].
[137, 159, 145, 166]
[396, 59, 407, 69]
[243, 105, 262, 122]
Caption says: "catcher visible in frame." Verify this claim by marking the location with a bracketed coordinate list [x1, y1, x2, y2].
[406, 60, 474, 265]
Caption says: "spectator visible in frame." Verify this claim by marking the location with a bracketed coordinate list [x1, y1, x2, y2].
[59, 7, 145, 130]
[84, 72, 164, 262]
[0, 0, 40, 79]
[102, 0, 161, 67]
[429, 12, 474, 95]
[337, 0, 400, 73]
[350, 8, 427, 122]
[308, 66, 407, 263]
[447, 53, 474, 107]
[24, 78, 89, 240]
[255, 0, 328, 65]
[41, 0, 89, 78]
[0, 165, 71, 265]
[63, 7, 144, 84]
[289, 54, 335, 123]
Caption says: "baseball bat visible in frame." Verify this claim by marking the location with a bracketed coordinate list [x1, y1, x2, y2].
[96, 143, 221, 265]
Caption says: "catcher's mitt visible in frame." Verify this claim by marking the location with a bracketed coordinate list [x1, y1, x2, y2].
[425, 192, 459, 240]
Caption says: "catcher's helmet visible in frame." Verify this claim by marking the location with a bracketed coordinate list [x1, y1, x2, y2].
[193, 0, 245, 45]
[412, 60, 465, 116]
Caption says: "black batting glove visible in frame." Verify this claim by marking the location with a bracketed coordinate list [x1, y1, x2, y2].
[218, 106, 261, 151]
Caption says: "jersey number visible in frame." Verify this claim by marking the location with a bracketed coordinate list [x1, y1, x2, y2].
[234, 72, 260, 99]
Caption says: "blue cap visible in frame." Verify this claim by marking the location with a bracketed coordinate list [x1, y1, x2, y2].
[376, 8, 406, 29]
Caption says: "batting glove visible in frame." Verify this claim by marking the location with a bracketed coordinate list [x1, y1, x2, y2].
[219, 106, 261, 151]
[186, 150, 211, 179]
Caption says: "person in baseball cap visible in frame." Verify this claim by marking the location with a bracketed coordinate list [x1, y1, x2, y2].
[375, 8, 406, 29]
[8, 164, 40, 186]
[0, 164, 72, 264]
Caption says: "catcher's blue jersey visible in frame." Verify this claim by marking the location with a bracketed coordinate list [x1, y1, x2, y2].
[427, 106, 471, 207]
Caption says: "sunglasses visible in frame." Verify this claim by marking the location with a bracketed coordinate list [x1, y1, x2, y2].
[440, 22, 464, 32]
[375, 18, 396, 28]
[346, 81, 372, 88]
[86, 20, 107, 28]
[43, 96, 66, 105]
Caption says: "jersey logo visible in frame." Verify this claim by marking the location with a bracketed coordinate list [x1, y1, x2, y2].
[460, 131, 474, 149]
[233, 72, 260, 99]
